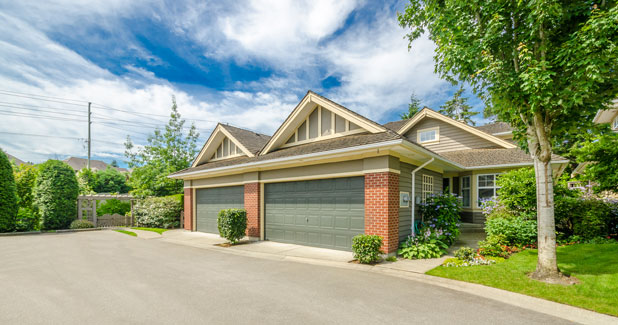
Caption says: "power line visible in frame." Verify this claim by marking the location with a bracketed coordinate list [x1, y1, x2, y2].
[0, 111, 87, 122]
[0, 131, 124, 145]
[0, 89, 87, 103]
[0, 91, 88, 107]
[0, 104, 87, 118]
[0, 101, 87, 113]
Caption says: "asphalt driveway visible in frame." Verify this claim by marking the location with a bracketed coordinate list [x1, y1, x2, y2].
[0, 231, 571, 324]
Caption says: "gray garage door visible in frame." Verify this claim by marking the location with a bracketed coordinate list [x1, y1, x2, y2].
[196, 186, 244, 233]
[265, 177, 364, 251]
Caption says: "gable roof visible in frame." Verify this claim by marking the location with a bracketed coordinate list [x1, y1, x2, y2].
[395, 108, 517, 149]
[220, 124, 271, 155]
[475, 122, 513, 135]
[192, 123, 271, 167]
[260, 91, 387, 155]
[439, 148, 567, 168]
[382, 119, 410, 132]
[173, 131, 402, 177]
[4, 151, 28, 166]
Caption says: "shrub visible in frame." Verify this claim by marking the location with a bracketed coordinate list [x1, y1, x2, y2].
[496, 167, 537, 219]
[485, 215, 537, 246]
[555, 196, 614, 239]
[97, 199, 131, 216]
[76, 168, 96, 195]
[15, 207, 40, 232]
[454, 247, 476, 261]
[398, 231, 448, 259]
[70, 219, 95, 229]
[94, 166, 130, 193]
[133, 196, 182, 228]
[418, 192, 461, 245]
[477, 235, 523, 258]
[352, 234, 383, 263]
[217, 208, 247, 244]
[0, 150, 18, 232]
[34, 160, 79, 230]
[14, 163, 38, 209]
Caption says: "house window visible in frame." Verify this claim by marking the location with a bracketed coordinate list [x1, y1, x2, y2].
[422, 175, 433, 202]
[418, 127, 439, 143]
[477, 174, 500, 206]
[613, 116, 618, 130]
[461, 176, 471, 208]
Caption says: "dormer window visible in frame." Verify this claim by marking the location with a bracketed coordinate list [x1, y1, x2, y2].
[418, 127, 439, 144]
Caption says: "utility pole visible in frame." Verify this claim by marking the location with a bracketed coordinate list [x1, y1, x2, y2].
[87, 102, 91, 169]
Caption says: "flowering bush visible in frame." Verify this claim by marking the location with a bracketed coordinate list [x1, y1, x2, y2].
[133, 196, 182, 228]
[477, 234, 523, 258]
[418, 192, 461, 246]
[398, 227, 448, 259]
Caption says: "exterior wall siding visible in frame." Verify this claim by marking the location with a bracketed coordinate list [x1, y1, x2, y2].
[365, 172, 400, 254]
[405, 117, 499, 153]
[183, 188, 193, 231]
[244, 183, 260, 238]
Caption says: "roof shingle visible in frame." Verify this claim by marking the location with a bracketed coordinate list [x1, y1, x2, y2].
[439, 148, 566, 167]
[220, 124, 271, 155]
[475, 122, 513, 134]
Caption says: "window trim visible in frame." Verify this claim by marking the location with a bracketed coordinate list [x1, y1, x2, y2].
[476, 173, 501, 208]
[417, 127, 440, 144]
[460, 175, 471, 208]
[422, 175, 434, 203]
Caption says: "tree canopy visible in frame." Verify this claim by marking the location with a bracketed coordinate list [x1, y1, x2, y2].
[125, 97, 199, 197]
[574, 131, 618, 193]
[400, 92, 423, 119]
[0, 150, 18, 232]
[438, 86, 479, 125]
[399, 0, 618, 281]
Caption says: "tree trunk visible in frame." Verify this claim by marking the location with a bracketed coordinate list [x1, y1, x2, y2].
[531, 156, 559, 279]
[527, 113, 562, 281]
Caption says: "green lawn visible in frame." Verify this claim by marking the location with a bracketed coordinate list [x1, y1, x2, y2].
[115, 229, 137, 237]
[427, 244, 618, 316]
[131, 227, 169, 235]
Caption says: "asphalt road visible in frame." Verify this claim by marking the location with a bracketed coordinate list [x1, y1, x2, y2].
[0, 231, 572, 324]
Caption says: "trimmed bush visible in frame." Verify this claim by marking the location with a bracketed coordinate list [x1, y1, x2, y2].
[217, 208, 247, 244]
[352, 234, 383, 264]
[485, 215, 537, 246]
[97, 199, 131, 216]
[133, 196, 182, 228]
[34, 160, 79, 230]
[70, 219, 95, 229]
[15, 207, 40, 232]
[0, 150, 18, 232]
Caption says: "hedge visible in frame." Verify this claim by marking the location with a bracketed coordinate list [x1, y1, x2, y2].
[133, 196, 182, 228]
[34, 160, 79, 230]
[0, 150, 18, 232]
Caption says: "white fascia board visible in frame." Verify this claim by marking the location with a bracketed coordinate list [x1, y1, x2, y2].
[463, 160, 570, 170]
[169, 139, 404, 179]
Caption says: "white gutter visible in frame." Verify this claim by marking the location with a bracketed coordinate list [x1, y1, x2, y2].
[463, 160, 569, 170]
[411, 157, 434, 236]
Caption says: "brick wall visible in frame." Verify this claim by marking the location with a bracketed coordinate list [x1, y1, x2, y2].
[364, 172, 400, 254]
[244, 183, 260, 238]
[183, 188, 193, 231]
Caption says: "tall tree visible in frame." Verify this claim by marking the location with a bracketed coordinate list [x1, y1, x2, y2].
[399, 1, 618, 282]
[125, 97, 200, 197]
[400, 92, 423, 119]
[439, 86, 479, 125]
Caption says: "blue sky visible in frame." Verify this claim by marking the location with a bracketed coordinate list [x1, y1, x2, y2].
[0, 0, 487, 166]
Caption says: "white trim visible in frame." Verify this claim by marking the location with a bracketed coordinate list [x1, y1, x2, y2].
[417, 126, 440, 144]
[400, 191, 410, 208]
[171, 139, 404, 178]
[492, 131, 513, 136]
[279, 128, 366, 148]
[208, 153, 244, 162]
[191, 182, 246, 189]
[363, 168, 401, 174]
[411, 157, 434, 236]
[464, 160, 569, 170]
[398, 108, 517, 149]
[476, 173, 501, 208]
[260, 92, 386, 155]
[192, 124, 254, 167]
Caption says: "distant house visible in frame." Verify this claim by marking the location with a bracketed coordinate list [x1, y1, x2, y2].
[63, 157, 128, 173]
[592, 100, 618, 132]
[3, 151, 29, 166]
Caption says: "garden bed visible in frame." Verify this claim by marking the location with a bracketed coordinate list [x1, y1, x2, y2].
[427, 243, 618, 316]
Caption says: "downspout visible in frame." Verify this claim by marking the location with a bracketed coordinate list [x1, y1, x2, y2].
[411, 157, 434, 236]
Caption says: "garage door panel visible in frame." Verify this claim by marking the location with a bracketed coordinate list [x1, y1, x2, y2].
[196, 186, 244, 234]
[265, 177, 364, 251]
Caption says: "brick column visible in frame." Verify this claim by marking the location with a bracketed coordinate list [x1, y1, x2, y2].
[364, 172, 400, 254]
[183, 188, 193, 231]
[244, 183, 260, 238]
